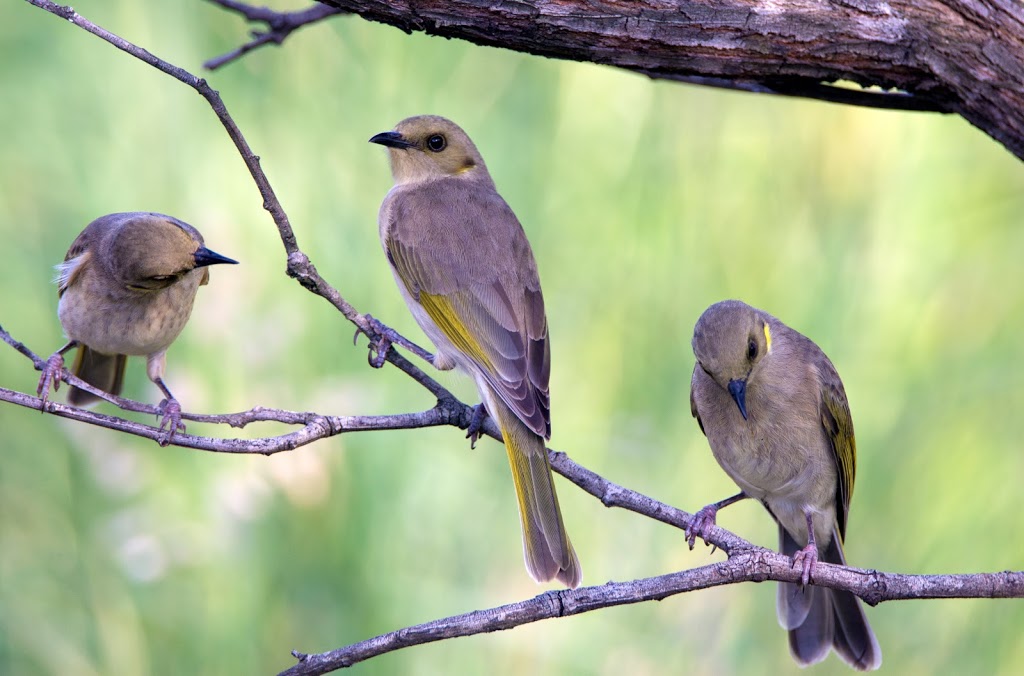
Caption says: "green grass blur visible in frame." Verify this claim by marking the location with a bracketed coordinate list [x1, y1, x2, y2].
[2, 1, 1023, 674]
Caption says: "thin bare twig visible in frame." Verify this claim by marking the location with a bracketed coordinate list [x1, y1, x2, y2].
[203, 1, 347, 70]
[0, 382, 464, 453]
[1, 321, 478, 452]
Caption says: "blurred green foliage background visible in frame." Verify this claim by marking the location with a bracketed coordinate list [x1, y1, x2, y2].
[3, 1, 1023, 674]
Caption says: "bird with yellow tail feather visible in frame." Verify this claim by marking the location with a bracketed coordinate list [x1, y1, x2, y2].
[370, 115, 581, 588]
[687, 300, 881, 670]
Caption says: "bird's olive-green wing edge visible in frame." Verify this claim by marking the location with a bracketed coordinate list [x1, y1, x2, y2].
[818, 358, 856, 540]
[383, 181, 551, 438]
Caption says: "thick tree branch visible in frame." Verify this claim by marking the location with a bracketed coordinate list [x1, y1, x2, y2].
[203, 0, 347, 70]
[285, 0, 1024, 160]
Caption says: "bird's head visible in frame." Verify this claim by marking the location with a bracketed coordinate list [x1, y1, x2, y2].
[370, 115, 489, 185]
[691, 300, 773, 420]
[103, 213, 237, 291]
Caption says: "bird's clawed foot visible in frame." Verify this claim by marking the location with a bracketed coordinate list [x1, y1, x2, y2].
[358, 314, 416, 368]
[36, 352, 67, 408]
[465, 403, 489, 448]
[358, 314, 392, 368]
[792, 542, 819, 587]
[157, 398, 186, 446]
[357, 314, 436, 368]
[685, 503, 720, 551]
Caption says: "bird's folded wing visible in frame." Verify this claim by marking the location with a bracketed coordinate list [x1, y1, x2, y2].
[819, 364, 856, 540]
[385, 226, 551, 439]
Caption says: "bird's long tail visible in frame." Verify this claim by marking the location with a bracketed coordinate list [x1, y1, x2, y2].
[67, 345, 126, 407]
[490, 396, 581, 588]
[777, 525, 882, 670]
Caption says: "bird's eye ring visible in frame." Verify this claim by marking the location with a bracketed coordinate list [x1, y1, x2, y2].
[426, 134, 447, 152]
[747, 340, 758, 360]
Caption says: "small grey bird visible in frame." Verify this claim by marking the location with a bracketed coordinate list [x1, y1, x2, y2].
[370, 115, 581, 588]
[37, 212, 237, 444]
[687, 299, 881, 670]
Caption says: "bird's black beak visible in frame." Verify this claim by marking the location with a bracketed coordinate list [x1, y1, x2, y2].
[727, 379, 748, 421]
[369, 131, 416, 149]
[193, 247, 239, 268]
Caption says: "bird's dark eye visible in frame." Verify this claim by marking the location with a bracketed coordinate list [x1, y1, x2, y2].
[426, 134, 447, 152]
[747, 340, 758, 360]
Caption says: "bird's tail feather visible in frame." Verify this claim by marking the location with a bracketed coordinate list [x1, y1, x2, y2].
[824, 532, 882, 671]
[67, 346, 125, 407]
[777, 524, 881, 670]
[777, 527, 813, 630]
[491, 398, 581, 588]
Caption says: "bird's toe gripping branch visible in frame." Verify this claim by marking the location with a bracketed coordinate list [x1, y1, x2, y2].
[357, 314, 433, 369]
[791, 543, 819, 587]
[791, 510, 820, 586]
[358, 314, 394, 368]
[157, 398, 186, 446]
[685, 503, 722, 551]
[685, 492, 747, 552]
[465, 403, 490, 449]
[36, 351, 68, 408]
[786, 544, 819, 585]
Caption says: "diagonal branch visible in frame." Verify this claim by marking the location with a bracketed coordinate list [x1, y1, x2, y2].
[203, 0, 348, 70]
[280, 557, 1024, 675]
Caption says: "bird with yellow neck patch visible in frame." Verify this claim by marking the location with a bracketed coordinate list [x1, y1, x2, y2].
[37, 212, 237, 445]
[370, 115, 581, 588]
[688, 299, 881, 670]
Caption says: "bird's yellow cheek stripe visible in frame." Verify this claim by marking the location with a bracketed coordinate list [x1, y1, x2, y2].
[764, 323, 773, 353]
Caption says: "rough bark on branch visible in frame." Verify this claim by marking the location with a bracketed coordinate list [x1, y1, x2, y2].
[317, 0, 1024, 160]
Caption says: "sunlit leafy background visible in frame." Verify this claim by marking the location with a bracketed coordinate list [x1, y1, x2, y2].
[2, 1, 1023, 674]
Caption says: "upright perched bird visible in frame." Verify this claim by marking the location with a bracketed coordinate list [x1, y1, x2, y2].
[370, 115, 581, 588]
[37, 212, 237, 444]
[687, 300, 881, 670]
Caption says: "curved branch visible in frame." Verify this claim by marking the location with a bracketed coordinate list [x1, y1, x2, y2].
[305, 0, 1024, 160]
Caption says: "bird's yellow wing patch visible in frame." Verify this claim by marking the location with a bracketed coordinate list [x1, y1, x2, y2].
[419, 291, 495, 372]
